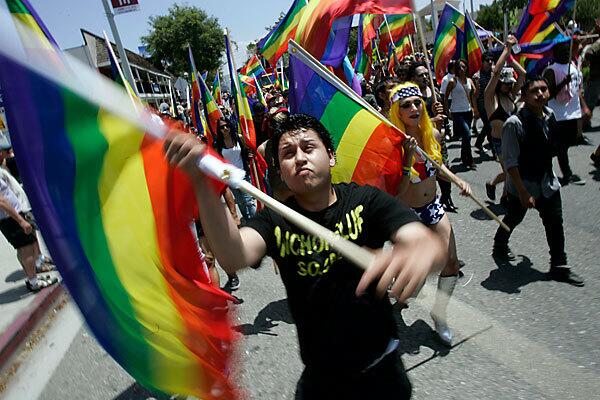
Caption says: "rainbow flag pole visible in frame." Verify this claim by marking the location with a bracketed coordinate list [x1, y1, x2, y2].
[257, 56, 274, 86]
[102, 31, 138, 107]
[253, 73, 267, 107]
[382, 14, 400, 66]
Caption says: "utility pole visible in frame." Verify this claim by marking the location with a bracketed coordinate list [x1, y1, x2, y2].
[430, 0, 438, 33]
[101, 0, 137, 95]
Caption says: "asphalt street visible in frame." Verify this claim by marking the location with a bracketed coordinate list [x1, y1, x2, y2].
[2, 111, 599, 400]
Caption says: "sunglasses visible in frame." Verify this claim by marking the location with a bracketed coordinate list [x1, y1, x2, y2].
[400, 99, 423, 109]
[218, 124, 229, 129]
[417, 72, 429, 78]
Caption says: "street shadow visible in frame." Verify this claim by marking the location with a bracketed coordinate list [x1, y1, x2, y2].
[589, 167, 600, 182]
[481, 255, 549, 294]
[473, 150, 495, 164]
[583, 124, 600, 133]
[0, 284, 33, 304]
[393, 310, 451, 358]
[112, 382, 171, 400]
[470, 202, 506, 221]
[234, 298, 294, 336]
[449, 163, 472, 173]
[5, 269, 25, 283]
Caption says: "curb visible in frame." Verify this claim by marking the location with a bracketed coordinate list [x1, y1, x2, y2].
[0, 283, 64, 370]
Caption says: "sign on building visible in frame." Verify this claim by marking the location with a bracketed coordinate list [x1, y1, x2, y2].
[111, 0, 140, 15]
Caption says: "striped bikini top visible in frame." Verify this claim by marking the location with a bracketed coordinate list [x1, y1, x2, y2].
[409, 152, 436, 184]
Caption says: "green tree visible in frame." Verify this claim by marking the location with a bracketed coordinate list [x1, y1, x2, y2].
[142, 4, 224, 76]
[571, 0, 599, 32]
[246, 41, 258, 58]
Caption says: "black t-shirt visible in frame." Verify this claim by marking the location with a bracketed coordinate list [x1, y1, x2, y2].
[243, 182, 419, 373]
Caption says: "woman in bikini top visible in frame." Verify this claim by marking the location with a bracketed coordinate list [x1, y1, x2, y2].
[483, 35, 526, 203]
[389, 82, 472, 347]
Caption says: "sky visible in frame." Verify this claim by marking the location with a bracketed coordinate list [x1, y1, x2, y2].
[27, 0, 493, 67]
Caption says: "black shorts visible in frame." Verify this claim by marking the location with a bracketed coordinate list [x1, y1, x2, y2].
[295, 349, 412, 400]
[0, 211, 38, 249]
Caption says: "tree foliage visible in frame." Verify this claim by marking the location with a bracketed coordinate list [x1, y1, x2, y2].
[246, 41, 258, 58]
[141, 4, 224, 76]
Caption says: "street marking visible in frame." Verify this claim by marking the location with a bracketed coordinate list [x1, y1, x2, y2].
[2, 301, 83, 400]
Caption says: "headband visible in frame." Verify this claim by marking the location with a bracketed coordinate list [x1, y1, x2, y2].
[391, 85, 423, 104]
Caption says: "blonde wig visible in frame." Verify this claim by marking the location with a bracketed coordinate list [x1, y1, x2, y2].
[389, 82, 442, 168]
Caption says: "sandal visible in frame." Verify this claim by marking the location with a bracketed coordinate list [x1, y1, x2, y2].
[36, 257, 56, 273]
[26, 276, 58, 292]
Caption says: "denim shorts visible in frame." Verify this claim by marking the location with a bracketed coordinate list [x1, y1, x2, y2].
[490, 137, 502, 158]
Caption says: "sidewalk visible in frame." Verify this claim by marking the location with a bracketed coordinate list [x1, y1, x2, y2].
[0, 234, 62, 369]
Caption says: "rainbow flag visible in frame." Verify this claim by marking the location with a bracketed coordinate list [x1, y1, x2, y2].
[378, 13, 414, 52]
[240, 54, 266, 78]
[0, 10, 236, 399]
[239, 73, 257, 96]
[362, 14, 383, 47]
[387, 36, 412, 74]
[354, 15, 370, 76]
[432, 3, 465, 83]
[196, 66, 223, 141]
[5, 0, 58, 50]
[288, 41, 406, 195]
[464, 11, 484, 75]
[225, 31, 256, 150]
[224, 30, 268, 196]
[187, 46, 210, 140]
[517, 24, 569, 74]
[212, 71, 222, 106]
[514, 0, 573, 75]
[295, 0, 412, 63]
[258, 0, 307, 67]
[515, 0, 574, 43]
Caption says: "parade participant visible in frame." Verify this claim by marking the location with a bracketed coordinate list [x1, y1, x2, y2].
[361, 79, 380, 111]
[543, 41, 587, 185]
[484, 35, 526, 204]
[582, 30, 600, 131]
[492, 76, 584, 287]
[390, 82, 472, 345]
[0, 175, 57, 291]
[374, 77, 400, 118]
[214, 117, 257, 291]
[444, 59, 478, 169]
[164, 113, 446, 399]
[591, 145, 600, 168]
[408, 63, 457, 212]
[473, 52, 495, 153]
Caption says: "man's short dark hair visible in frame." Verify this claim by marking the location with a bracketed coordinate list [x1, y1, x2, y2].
[271, 114, 335, 170]
[407, 61, 427, 81]
[374, 77, 401, 107]
[521, 75, 548, 96]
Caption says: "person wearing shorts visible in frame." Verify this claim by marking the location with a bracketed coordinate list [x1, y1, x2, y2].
[0, 177, 57, 291]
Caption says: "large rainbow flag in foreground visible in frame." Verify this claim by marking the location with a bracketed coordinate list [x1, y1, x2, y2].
[288, 41, 405, 195]
[0, 7, 237, 399]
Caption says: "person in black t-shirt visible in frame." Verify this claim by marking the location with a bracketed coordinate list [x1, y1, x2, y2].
[164, 114, 446, 399]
